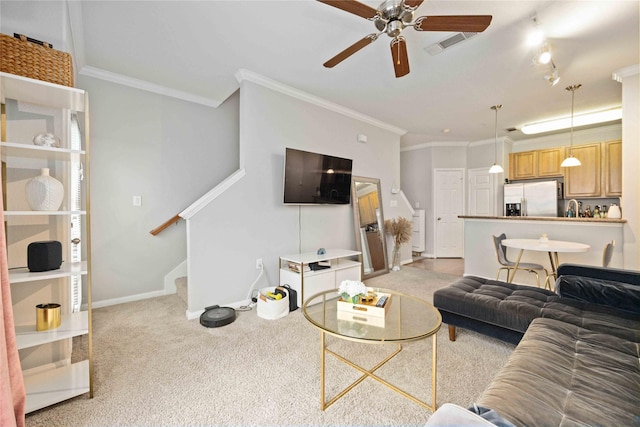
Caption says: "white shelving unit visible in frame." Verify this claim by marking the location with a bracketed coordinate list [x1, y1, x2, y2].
[412, 209, 425, 253]
[1, 72, 93, 412]
[279, 249, 361, 307]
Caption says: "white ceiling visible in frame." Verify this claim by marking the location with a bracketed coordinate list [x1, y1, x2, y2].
[71, 1, 639, 145]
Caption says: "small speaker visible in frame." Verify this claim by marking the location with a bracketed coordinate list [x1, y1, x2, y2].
[28, 241, 62, 272]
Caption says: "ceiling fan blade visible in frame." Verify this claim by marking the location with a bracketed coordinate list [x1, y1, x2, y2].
[390, 37, 410, 78]
[414, 15, 493, 32]
[317, 0, 378, 20]
[404, 0, 424, 9]
[324, 34, 379, 68]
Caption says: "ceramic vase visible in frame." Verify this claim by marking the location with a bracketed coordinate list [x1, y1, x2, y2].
[25, 168, 64, 211]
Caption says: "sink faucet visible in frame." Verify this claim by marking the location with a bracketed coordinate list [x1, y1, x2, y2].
[566, 199, 579, 217]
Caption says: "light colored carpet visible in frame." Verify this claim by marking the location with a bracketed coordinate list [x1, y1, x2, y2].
[26, 266, 514, 426]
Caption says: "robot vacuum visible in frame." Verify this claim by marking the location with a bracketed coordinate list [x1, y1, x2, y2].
[199, 305, 236, 328]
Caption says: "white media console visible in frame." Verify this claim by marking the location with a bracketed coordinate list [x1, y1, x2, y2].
[279, 249, 362, 307]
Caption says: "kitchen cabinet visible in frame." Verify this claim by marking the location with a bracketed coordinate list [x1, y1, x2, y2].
[509, 148, 564, 180]
[604, 140, 622, 197]
[564, 140, 621, 199]
[509, 151, 537, 180]
[564, 143, 601, 197]
[1, 72, 93, 412]
[537, 147, 565, 177]
[357, 191, 379, 226]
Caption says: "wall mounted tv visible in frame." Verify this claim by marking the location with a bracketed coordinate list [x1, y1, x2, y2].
[283, 148, 353, 205]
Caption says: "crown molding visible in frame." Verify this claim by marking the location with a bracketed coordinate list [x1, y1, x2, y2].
[79, 66, 223, 108]
[400, 140, 469, 152]
[612, 64, 639, 82]
[235, 69, 407, 136]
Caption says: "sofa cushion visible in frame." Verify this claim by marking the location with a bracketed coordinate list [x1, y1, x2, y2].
[433, 276, 560, 333]
[556, 274, 640, 314]
[477, 317, 640, 427]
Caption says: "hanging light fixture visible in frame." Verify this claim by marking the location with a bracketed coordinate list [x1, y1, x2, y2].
[489, 105, 504, 174]
[561, 84, 582, 167]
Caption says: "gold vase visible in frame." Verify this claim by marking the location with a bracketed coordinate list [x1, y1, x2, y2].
[36, 303, 61, 331]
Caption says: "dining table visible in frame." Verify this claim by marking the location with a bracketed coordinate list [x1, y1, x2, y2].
[501, 238, 591, 289]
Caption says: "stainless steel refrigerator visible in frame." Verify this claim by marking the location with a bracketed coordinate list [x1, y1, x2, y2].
[504, 180, 563, 217]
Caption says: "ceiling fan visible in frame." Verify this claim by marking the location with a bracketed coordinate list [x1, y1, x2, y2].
[318, 0, 492, 78]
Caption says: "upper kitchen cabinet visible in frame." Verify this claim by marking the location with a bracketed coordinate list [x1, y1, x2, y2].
[603, 140, 622, 197]
[508, 147, 564, 181]
[509, 151, 536, 180]
[537, 147, 565, 177]
[564, 143, 601, 197]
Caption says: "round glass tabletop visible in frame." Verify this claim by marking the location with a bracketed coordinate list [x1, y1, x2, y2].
[302, 287, 441, 343]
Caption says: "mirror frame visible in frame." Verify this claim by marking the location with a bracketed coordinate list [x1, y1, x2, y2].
[351, 176, 389, 279]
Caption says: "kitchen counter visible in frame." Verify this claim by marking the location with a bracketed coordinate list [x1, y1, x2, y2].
[459, 215, 626, 224]
[460, 216, 624, 287]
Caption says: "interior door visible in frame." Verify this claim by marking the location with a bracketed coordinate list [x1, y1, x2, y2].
[434, 169, 464, 258]
[468, 168, 495, 216]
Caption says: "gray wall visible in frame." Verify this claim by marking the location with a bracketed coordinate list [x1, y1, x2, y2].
[400, 142, 468, 255]
[78, 76, 239, 303]
[187, 79, 405, 312]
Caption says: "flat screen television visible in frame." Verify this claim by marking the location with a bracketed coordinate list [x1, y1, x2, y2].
[283, 148, 353, 205]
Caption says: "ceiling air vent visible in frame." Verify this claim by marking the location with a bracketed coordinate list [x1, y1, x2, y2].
[425, 32, 479, 56]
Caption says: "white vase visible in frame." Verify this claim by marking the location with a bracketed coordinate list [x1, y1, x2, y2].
[25, 168, 64, 211]
[607, 204, 621, 219]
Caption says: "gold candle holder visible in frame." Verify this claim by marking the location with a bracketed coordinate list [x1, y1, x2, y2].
[36, 303, 61, 331]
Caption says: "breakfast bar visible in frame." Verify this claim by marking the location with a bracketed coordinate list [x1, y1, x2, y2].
[460, 216, 625, 287]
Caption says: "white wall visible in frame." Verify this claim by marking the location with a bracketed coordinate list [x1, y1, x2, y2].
[186, 77, 406, 313]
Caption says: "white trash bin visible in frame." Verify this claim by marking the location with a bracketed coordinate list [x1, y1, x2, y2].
[257, 286, 290, 320]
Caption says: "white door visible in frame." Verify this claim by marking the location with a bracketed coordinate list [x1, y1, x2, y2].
[434, 169, 464, 257]
[468, 168, 495, 216]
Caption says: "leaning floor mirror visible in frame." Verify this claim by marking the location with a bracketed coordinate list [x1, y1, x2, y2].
[351, 176, 389, 279]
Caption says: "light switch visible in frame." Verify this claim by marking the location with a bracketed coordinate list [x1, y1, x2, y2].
[133, 196, 142, 206]
[390, 200, 398, 207]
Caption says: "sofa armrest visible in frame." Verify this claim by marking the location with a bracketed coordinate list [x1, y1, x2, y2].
[556, 274, 640, 314]
[556, 263, 640, 286]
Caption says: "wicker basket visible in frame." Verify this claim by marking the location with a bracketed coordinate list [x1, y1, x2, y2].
[0, 33, 73, 87]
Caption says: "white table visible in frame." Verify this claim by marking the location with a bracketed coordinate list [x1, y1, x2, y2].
[501, 238, 590, 288]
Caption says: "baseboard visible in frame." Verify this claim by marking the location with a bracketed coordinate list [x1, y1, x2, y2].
[91, 290, 167, 309]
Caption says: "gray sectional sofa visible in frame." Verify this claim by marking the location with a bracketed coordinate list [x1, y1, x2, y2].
[430, 264, 640, 426]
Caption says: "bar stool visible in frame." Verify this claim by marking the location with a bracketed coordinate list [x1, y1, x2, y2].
[493, 233, 549, 288]
[603, 240, 615, 267]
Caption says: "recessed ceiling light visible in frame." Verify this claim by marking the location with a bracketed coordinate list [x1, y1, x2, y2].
[442, 128, 450, 133]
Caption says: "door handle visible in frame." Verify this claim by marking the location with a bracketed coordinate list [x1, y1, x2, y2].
[437, 217, 442, 221]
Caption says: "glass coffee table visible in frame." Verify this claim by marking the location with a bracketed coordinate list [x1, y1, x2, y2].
[303, 288, 442, 411]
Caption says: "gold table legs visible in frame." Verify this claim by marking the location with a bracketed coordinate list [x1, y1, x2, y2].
[319, 331, 437, 411]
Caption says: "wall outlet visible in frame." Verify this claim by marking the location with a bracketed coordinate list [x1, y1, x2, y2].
[256, 258, 263, 269]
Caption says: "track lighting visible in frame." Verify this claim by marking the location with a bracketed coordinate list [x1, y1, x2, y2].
[544, 60, 560, 86]
[536, 42, 552, 64]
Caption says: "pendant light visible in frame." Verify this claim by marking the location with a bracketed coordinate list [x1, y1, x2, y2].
[489, 105, 504, 174]
[561, 84, 582, 167]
